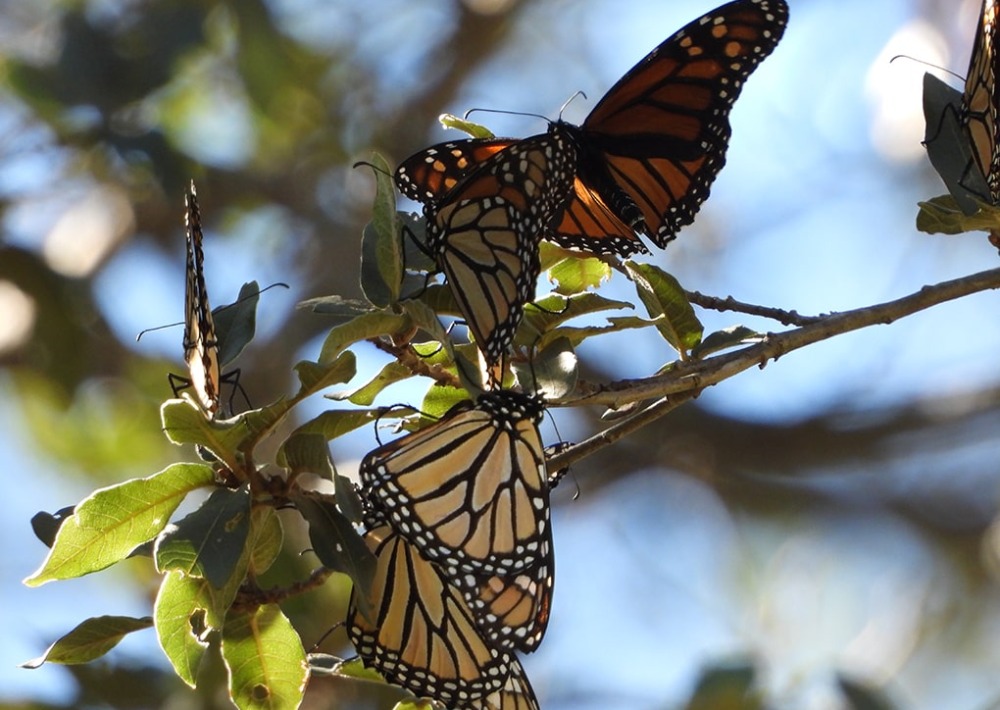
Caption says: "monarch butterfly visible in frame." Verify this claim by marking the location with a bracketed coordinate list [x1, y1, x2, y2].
[347, 522, 514, 705]
[961, 0, 1000, 203]
[420, 128, 577, 381]
[361, 389, 549, 574]
[396, 0, 789, 257]
[923, 0, 999, 215]
[360, 389, 553, 651]
[168, 182, 226, 416]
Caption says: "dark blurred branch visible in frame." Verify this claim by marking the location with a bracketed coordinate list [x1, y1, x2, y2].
[549, 266, 1000, 472]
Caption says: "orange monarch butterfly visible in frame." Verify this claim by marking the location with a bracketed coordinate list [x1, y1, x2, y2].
[360, 389, 553, 651]
[961, 0, 1000, 203]
[167, 182, 239, 416]
[396, 0, 789, 257]
[923, 0, 999, 219]
[419, 128, 576, 381]
[347, 522, 514, 705]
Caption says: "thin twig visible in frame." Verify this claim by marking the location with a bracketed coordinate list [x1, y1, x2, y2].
[547, 391, 700, 472]
[685, 290, 825, 326]
[547, 267, 1000, 466]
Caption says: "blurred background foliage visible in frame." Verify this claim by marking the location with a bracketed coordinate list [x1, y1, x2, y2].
[3, 0, 1000, 709]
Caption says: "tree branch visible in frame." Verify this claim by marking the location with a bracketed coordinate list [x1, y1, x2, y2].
[685, 289, 824, 326]
[547, 266, 1000, 471]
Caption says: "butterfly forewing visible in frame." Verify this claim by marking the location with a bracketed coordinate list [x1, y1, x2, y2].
[347, 523, 513, 704]
[396, 139, 516, 203]
[575, 0, 789, 247]
[180, 184, 222, 415]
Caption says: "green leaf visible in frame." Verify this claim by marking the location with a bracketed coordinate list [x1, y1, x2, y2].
[25, 464, 214, 585]
[278, 432, 335, 478]
[154, 571, 211, 686]
[360, 153, 403, 308]
[213, 281, 261, 367]
[541, 245, 612, 295]
[515, 336, 577, 399]
[519, 292, 633, 345]
[330, 359, 415, 405]
[394, 701, 438, 710]
[299, 295, 375, 319]
[221, 604, 307, 710]
[21, 615, 153, 668]
[293, 492, 376, 618]
[191, 507, 279, 628]
[294, 351, 358, 398]
[420, 385, 469, 419]
[691, 325, 764, 358]
[399, 212, 435, 274]
[283, 407, 384, 444]
[162, 396, 295, 463]
[335, 473, 366, 525]
[439, 113, 495, 139]
[248, 508, 283, 576]
[336, 656, 390, 683]
[537, 316, 655, 349]
[161, 399, 250, 462]
[401, 298, 453, 353]
[915, 194, 1000, 235]
[230, 397, 295, 452]
[318, 312, 411, 365]
[625, 262, 702, 355]
[155, 486, 252, 588]
[411, 283, 459, 318]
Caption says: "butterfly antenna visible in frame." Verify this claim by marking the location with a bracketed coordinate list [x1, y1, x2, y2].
[889, 54, 964, 82]
[137, 282, 289, 342]
[136, 321, 183, 341]
[557, 90, 588, 119]
[352, 160, 394, 178]
[464, 107, 551, 124]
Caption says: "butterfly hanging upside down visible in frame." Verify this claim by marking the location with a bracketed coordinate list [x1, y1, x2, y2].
[168, 182, 243, 418]
[347, 521, 542, 709]
[359, 389, 553, 653]
[395, 0, 789, 377]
